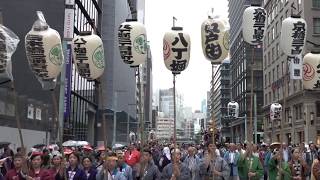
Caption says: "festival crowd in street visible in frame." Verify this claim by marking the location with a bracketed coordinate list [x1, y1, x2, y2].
[1, 141, 320, 180]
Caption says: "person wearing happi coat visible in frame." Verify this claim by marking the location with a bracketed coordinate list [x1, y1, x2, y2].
[237, 143, 263, 180]
[268, 148, 291, 180]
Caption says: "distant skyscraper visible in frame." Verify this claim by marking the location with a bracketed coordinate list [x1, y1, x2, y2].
[159, 88, 184, 128]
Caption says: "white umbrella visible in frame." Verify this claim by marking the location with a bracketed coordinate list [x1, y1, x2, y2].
[112, 143, 125, 150]
[62, 140, 77, 147]
[76, 141, 89, 146]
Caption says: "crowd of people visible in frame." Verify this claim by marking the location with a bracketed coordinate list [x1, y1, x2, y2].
[1, 141, 320, 180]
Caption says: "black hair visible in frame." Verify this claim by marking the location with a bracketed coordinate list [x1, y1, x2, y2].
[143, 148, 152, 155]
[82, 156, 93, 164]
[68, 152, 80, 162]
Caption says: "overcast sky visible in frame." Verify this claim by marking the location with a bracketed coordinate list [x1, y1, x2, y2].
[145, 0, 229, 111]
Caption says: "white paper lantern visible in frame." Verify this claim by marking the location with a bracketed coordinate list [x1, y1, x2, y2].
[270, 103, 282, 121]
[242, 5, 267, 45]
[72, 31, 105, 80]
[163, 27, 191, 74]
[0, 25, 19, 82]
[118, 20, 147, 67]
[25, 14, 63, 90]
[280, 15, 307, 56]
[227, 101, 239, 118]
[303, 51, 320, 90]
[201, 18, 229, 64]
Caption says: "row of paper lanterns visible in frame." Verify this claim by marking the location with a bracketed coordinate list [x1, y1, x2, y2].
[1, 5, 318, 91]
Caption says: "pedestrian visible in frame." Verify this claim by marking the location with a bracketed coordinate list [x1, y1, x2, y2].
[22, 151, 52, 180]
[124, 144, 140, 179]
[139, 148, 160, 180]
[262, 144, 272, 180]
[96, 153, 126, 180]
[116, 150, 133, 180]
[56, 151, 86, 180]
[4, 153, 24, 180]
[82, 156, 97, 180]
[158, 147, 171, 172]
[183, 146, 201, 180]
[48, 151, 63, 179]
[311, 151, 320, 180]
[0, 147, 14, 177]
[200, 143, 230, 180]
[289, 147, 309, 180]
[162, 148, 191, 180]
[268, 148, 291, 180]
[237, 143, 263, 180]
[224, 143, 240, 180]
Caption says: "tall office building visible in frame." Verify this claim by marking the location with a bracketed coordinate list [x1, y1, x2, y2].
[211, 59, 231, 141]
[228, 0, 264, 143]
[262, 0, 320, 144]
[158, 88, 184, 128]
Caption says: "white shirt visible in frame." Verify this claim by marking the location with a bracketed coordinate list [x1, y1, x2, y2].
[230, 152, 235, 163]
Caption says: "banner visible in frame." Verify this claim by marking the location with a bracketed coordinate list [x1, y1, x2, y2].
[289, 55, 302, 80]
[64, 43, 72, 119]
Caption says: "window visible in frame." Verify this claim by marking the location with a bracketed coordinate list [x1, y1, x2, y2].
[268, 32, 270, 45]
[272, 47, 275, 62]
[272, 27, 275, 40]
[286, 10, 289, 18]
[269, 92, 271, 104]
[282, 61, 285, 76]
[314, 18, 320, 34]
[313, 0, 320, 8]
[265, 74, 267, 87]
[268, 52, 271, 65]
[265, 94, 268, 105]
[277, 65, 279, 79]
[264, 55, 267, 68]
[272, 69, 275, 82]
[276, 43, 280, 58]
[316, 101, 320, 117]
[275, 22, 279, 36]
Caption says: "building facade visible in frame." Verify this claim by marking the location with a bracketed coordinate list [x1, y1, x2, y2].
[211, 60, 231, 141]
[0, 0, 67, 149]
[156, 117, 174, 140]
[158, 88, 184, 128]
[228, 0, 264, 143]
[262, 0, 320, 144]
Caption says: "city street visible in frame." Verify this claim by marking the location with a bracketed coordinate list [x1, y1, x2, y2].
[0, 0, 320, 179]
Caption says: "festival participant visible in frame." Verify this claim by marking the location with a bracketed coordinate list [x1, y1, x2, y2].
[82, 156, 97, 180]
[139, 148, 160, 180]
[162, 148, 190, 180]
[268, 148, 291, 180]
[5, 154, 24, 180]
[224, 143, 240, 180]
[56, 152, 86, 180]
[22, 151, 52, 180]
[124, 144, 140, 179]
[183, 146, 201, 180]
[48, 151, 63, 179]
[200, 143, 230, 180]
[311, 151, 320, 180]
[116, 151, 133, 180]
[289, 148, 309, 180]
[238, 143, 263, 180]
[158, 147, 171, 172]
[96, 153, 126, 180]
